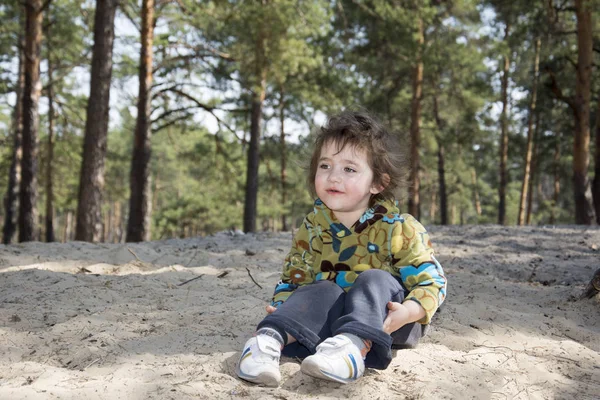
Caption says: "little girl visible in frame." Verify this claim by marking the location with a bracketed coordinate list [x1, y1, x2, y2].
[236, 110, 447, 386]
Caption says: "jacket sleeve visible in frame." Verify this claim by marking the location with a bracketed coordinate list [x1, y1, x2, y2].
[271, 214, 320, 307]
[390, 214, 447, 324]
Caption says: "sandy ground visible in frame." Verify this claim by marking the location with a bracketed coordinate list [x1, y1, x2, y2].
[0, 225, 599, 400]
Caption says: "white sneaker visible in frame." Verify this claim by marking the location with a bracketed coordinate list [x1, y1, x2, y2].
[235, 335, 282, 387]
[301, 335, 365, 384]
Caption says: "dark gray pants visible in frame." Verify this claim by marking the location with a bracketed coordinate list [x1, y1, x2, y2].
[258, 269, 427, 369]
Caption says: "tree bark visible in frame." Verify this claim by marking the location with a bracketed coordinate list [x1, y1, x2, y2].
[3, 34, 25, 244]
[408, 16, 424, 219]
[45, 25, 56, 242]
[243, 31, 267, 233]
[432, 93, 447, 225]
[498, 23, 510, 226]
[63, 210, 72, 242]
[18, 0, 43, 242]
[593, 88, 600, 223]
[279, 87, 289, 231]
[572, 0, 596, 224]
[518, 37, 541, 226]
[550, 131, 561, 225]
[75, 0, 118, 242]
[429, 187, 437, 222]
[113, 201, 122, 242]
[471, 169, 482, 217]
[126, 0, 155, 242]
[526, 111, 541, 225]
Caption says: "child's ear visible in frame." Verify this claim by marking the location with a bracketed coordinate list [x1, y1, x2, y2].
[371, 173, 390, 195]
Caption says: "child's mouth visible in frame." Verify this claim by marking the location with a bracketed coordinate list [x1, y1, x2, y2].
[327, 189, 342, 194]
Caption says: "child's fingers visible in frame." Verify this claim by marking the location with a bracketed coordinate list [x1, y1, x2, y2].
[265, 305, 277, 314]
[382, 316, 392, 334]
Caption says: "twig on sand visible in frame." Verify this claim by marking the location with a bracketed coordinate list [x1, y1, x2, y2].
[81, 358, 101, 371]
[245, 267, 262, 289]
[528, 263, 539, 282]
[178, 275, 204, 286]
[217, 271, 229, 278]
[127, 247, 142, 261]
[185, 249, 199, 267]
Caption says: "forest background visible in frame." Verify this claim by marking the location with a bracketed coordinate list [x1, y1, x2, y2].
[1, 0, 599, 244]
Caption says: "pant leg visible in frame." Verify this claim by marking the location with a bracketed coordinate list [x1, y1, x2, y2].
[331, 269, 425, 369]
[258, 280, 345, 358]
[391, 321, 428, 349]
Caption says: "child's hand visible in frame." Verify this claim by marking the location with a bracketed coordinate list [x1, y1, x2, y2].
[382, 301, 409, 334]
[266, 305, 277, 314]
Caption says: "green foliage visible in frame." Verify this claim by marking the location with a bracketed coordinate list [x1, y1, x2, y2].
[1, 0, 598, 242]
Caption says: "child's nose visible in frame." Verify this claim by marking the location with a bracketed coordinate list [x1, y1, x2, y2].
[328, 169, 342, 183]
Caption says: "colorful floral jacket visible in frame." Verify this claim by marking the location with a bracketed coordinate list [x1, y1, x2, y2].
[271, 198, 447, 324]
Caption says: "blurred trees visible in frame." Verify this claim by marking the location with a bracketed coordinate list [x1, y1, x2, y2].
[126, 0, 154, 242]
[18, 0, 44, 242]
[75, 0, 118, 242]
[1, 0, 599, 243]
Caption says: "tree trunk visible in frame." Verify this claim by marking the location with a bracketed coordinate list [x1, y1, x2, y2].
[105, 203, 113, 243]
[429, 187, 437, 222]
[498, 23, 511, 226]
[518, 37, 541, 226]
[408, 16, 424, 219]
[102, 205, 109, 242]
[3, 34, 25, 244]
[45, 26, 56, 242]
[437, 144, 448, 225]
[63, 210, 72, 242]
[279, 87, 289, 231]
[550, 131, 561, 225]
[126, 0, 155, 242]
[572, 0, 596, 224]
[113, 201, 122, 243]
[526, 111, 542, 225]
[243, 32, 267, 233]
[75, 0, 118, 242]
[471, 169, 482, 217]
[432, 93, 447, 225]
[593, 89, 600, 223]
[18, 0, 43, 242]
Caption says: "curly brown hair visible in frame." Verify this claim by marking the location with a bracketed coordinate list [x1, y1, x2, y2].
[307, 110, 410, 203]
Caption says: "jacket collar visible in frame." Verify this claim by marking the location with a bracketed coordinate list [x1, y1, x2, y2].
[312, 197, 399, 234]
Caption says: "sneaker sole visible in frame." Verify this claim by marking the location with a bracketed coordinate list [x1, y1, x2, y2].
[235, 365, 280, 387]
[301, 357, 356, 384]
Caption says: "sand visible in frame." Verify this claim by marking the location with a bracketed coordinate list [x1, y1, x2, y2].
[1, 225, 599, 400]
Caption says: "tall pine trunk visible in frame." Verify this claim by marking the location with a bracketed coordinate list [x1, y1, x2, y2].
[498, 24, 510, 226]
[279, 87, 289, 231]
[18, 0, 43, 242]
[63, 210, 73, 242]
[126, 0, 155, 242]
[3, 34, 25, 244]
[243, 32, 267, 233]
[45, 25, 55, 242]
[471, 169, 482, 217]
[432, 93, 447, 225]
[550, 131, 561, 224]
[518, 37, 541, 225]
[572, 0, 595, 224]
[526, 111, 541, 225]
[408, 16, 424, 219]
[75, 0, 118, 242]
[593, 92, 600, 223]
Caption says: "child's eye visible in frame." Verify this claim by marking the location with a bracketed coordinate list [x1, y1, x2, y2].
[319, 163, 330, 169]
[344, 167, 356, 173]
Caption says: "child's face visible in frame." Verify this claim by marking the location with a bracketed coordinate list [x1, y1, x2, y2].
[315, 141, 382, 226]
